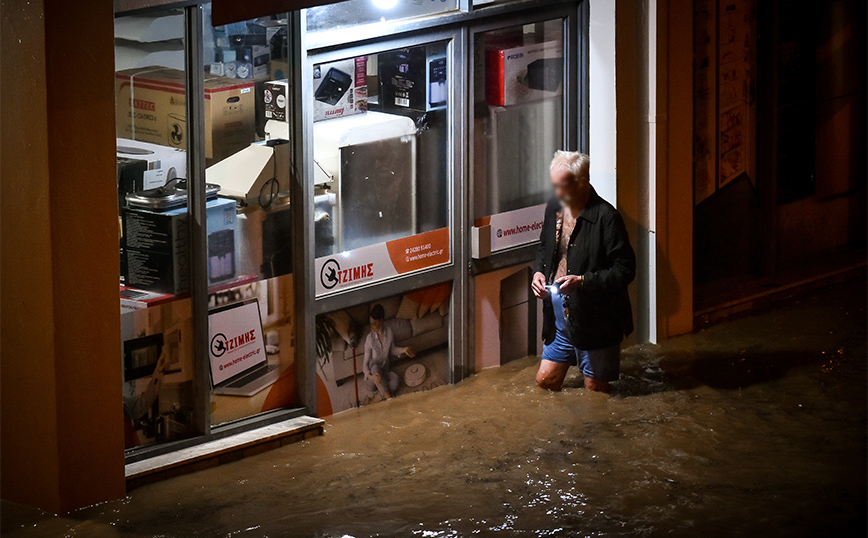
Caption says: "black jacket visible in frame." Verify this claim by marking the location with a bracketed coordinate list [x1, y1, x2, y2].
[534, 188, 636, 350]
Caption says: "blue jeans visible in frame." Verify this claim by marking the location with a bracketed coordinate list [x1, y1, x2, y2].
[541, 292, 621, 382]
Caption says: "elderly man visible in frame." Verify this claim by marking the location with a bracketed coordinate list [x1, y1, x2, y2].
[531, 151, 636, 392]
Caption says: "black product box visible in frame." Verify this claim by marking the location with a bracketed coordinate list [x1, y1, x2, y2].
[117, 157, 148, 212]
[527, 57, 564, 92]
[378, 46, 427, 113]
[122, 207, 191, 295]
[122, 198, 237, 295]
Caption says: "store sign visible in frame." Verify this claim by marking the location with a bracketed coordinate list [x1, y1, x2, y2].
[315, 228, 450, 296]
[208, 301, 266, 385]
[476, 203, 546, 253]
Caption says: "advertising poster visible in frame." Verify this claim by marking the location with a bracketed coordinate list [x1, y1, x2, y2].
[121, 298, 195, 449]
[315, 282, 452, 414]
[207, 275, 300, 426]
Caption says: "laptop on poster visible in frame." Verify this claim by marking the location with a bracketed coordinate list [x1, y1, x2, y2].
[209, 299, 279, 397]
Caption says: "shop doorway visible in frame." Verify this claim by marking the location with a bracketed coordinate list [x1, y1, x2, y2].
[691, 0, 866, 317]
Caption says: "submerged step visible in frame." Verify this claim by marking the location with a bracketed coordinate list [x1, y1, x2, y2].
[126, 416, 324, 490]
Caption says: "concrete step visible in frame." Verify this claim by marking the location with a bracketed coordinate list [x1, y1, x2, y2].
[126, 416, 324, 490]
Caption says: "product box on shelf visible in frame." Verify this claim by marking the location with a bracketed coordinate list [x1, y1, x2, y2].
[115, 67, 255, 164]
[263, 80, 288, 122]
[234, 45, 270, 80]
[486, 40, 563, 107]
[378, 46, 431, 113]
[313, 57, 367, 122]
[122, 197, 237, 295]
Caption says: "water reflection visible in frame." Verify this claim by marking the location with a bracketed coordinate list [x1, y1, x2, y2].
[1, 282, 865, 537]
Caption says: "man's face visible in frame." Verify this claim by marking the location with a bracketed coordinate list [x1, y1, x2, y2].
[551, 166, 584, 206]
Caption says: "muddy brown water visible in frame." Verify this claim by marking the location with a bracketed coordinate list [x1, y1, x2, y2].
[3, 281, 866, 537]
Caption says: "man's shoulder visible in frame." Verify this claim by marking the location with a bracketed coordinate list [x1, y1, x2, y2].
[589, 192, 622, 222]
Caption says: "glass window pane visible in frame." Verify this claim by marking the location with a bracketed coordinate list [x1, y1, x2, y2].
[306, 0, 459, 35]
[313, 41, 452, 296]
[473, 20, 564, 253]
[116, 8, 199, 449]
[201, 4, 300, 427]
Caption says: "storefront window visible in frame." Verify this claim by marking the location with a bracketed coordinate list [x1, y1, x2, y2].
[306, 0, 459, 35]
[202, 6, 299, 426]
[472, 20, 565, 254]
[116, 8, 200, 449]
[312, 40, 452, 296]
[316, 282, 452, 414]
[113, 0, 585, 458]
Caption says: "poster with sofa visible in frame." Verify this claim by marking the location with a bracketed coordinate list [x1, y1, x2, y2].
[317, 282, 452, 413]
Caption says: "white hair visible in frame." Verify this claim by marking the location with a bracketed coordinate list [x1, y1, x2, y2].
[550, 150, 590, 182]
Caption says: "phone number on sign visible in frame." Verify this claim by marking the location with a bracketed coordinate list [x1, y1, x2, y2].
[405, 243, 433, 255]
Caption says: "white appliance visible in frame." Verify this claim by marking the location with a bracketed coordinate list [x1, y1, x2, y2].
[117, 138, 187, 190]
[313, 111, 417, 253]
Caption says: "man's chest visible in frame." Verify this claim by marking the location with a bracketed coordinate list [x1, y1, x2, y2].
[554, 214, 602, 265]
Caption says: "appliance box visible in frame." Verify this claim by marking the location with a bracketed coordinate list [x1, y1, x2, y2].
[115, 67, 255, 164]
[486, 40, 564, 107]
[378, 46, 427, 113]
[312, 57, 367, 122]
[117, 138, 187, 192]
[264, 80, 288, 122]
[122, 197, 237, 295]
[234, 45, 270, 80]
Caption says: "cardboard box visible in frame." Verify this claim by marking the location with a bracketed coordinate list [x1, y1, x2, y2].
[486, 40, 563, 106]
[122, 197, 237, 295]
[263, 80, 288, 122]
[115, 67, 255, 164]
[313, 57, 367, 122]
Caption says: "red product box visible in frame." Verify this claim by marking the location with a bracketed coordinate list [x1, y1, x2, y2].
[486, 40, 564, 107]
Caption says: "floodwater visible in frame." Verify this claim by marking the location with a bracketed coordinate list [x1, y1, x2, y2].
[3, 280, 866, 537]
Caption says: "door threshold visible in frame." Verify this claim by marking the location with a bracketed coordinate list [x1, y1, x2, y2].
[126, 415, 324, 491]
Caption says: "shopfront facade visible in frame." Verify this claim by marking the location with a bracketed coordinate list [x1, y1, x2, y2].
[2, 0, 696, 513]
[106, 0, 594, 458]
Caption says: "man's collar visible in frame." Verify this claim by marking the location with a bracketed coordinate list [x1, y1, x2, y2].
[573, 186, 601, 223]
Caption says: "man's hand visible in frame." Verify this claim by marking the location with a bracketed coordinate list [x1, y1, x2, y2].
[402, 347, 416, 359]
[373, 373, 383, 384]
[531, 272, 549, 299]
[554, 274, 583, 295]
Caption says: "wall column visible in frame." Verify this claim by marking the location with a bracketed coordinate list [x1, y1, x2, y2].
[1, 0, 125, 513]
[655, 0, 694, 338]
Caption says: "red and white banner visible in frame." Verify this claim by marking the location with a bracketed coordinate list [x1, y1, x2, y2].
[475, 203, 546, 253]
[315, 228, 450, 296]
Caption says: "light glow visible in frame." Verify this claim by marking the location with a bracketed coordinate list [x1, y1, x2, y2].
[372, 0, 399, 10]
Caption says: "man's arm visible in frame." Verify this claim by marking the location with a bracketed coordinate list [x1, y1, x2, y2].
[532, 205, 554, 298]
[582, 210, 636, 294]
